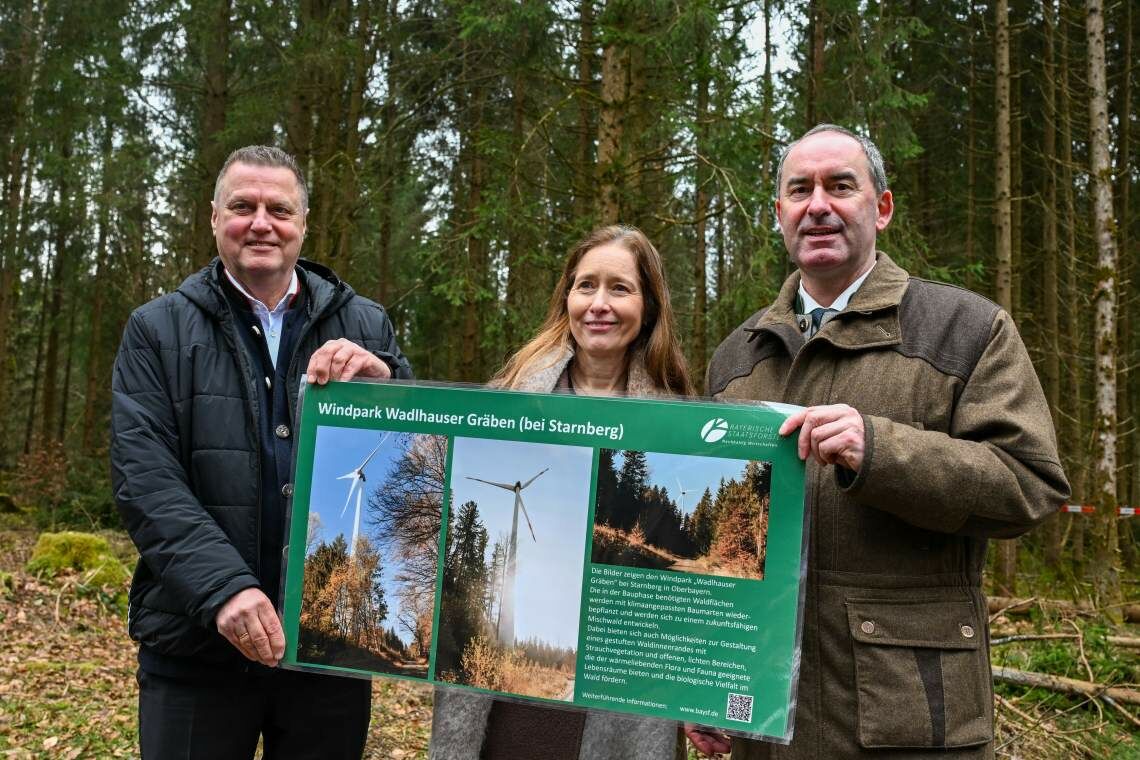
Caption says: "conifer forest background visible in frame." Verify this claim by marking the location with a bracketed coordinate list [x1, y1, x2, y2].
[0, 0, 1138, 609]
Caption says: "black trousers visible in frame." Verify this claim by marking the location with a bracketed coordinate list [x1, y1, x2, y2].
[138, 667, 371, 760]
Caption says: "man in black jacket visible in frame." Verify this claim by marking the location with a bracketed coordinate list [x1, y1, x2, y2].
[111, 145, 412, 759]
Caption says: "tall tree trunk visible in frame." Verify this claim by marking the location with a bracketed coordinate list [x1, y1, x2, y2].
[0, 0, 45, 465]
[82, 124, 114, 453]
[40, 142, 73, 446]
[23, 260, 49, 455]
[505, 30, 541, 354]
[1114, 0, 1135, 563]
[376, 0, 399, 306]
[458, 41, 488, 383]
[1010, 21, 1023, 320]
[573, 0, 595, 221]
[596, 10, 630, 225]
[287, 1, 317, 171]
[309, 2, 351, 268]
[1060, 0, 1086, 565]
[993, 0, 1018, 595]
[1042, 0, 1063, 567]
[965, 1, 977, 291]
[1085, 0, 1122, 607]
[691, 24, 710, 385]
[58, 290, 78, 442]
[192, 0, 230, 269]
[333, 0, 379, 273]
[760, 0, 777, 279]
[806, 0, 825, 128]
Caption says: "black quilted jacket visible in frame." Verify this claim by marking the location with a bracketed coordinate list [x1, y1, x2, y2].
[111, 258, 411, 667]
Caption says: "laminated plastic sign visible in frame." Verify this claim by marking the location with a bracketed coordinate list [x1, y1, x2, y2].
[280, 380, 808, 742]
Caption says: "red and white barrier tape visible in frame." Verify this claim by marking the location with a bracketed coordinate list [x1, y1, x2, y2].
[1062, 504, 1137, 516]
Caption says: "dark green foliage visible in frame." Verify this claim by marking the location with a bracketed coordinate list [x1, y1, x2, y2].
[689, 488, 715, 555]
[594, 448, 619, 526]
[0, 0, 1134, 586]
[437, 500, 491, 674]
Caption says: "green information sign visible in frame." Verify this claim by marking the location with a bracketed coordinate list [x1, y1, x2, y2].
[281, 380, 806, 741]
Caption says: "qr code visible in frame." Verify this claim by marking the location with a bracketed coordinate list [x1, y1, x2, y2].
[726, 693, 753, 723]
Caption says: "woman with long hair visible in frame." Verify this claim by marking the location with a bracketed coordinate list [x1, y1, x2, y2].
[492, 225, 693, 397]
[429, 225, 702, 760]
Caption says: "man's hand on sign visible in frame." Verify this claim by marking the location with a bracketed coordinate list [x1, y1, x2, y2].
[778, 403, 865, 472]
[306, 338, 392, 384]
[215, 587, 286, 667]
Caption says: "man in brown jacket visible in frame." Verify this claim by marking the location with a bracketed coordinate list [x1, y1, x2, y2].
[707, 125, 1069, 759]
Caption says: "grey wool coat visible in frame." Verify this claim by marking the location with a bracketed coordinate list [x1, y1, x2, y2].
[709, 253, 1069, 759]
[429, 345, 686, 760]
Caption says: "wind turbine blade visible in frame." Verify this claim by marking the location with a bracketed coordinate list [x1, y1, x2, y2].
[340, 477, 360, 518]
[467, 476, 516, 491]
[336, 471, 357, 480]
[358, 432, 391, 470]
[516, 493, 537, 542]
[520, 467, 549, 490]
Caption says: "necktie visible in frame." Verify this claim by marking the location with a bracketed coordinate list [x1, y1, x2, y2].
[808, 307, 837, 339]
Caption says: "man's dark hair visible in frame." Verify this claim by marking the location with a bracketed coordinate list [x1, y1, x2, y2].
[213, 145, 309, 210]
[776, 124, 889, 196]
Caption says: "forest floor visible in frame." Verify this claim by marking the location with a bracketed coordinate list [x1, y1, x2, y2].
[592, 524, 763, 581]
[0, 530, 432, 759]
[1, 528, 1138, 759]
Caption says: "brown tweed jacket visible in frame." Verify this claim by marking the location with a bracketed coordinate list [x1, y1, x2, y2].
[708, 253, 1069, 759]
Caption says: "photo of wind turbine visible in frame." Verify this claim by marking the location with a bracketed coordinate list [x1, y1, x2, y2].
[591, 449, 771, 581]
[466, 466, 548, 646]
[336, 432, 389, 558]
[295, 426, 443, 679]
[437, 437, 591, 702]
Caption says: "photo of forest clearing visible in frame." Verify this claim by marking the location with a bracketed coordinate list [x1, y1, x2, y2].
[436, 438, 591, 701]
[590, 450, 771, 581]
[296, 428, 447, 679]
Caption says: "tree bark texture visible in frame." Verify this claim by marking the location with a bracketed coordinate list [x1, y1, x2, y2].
[993, 0, 1018, 594]
[191, 0, 230, 269]
[1042, 0, 1062, 567]
[1085, 0, 1121, 607]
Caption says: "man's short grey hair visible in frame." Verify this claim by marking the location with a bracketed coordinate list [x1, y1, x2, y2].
[776, 124, 889, 196]
[213, 145, 309, 210]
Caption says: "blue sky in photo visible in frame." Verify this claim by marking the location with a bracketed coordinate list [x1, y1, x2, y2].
[625, 450, 754, 516]
[308, 425, 418, 645]
[449, 437, 593, 650]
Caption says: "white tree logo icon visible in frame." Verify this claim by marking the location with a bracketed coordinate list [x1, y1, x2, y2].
[700, 418, 729, 443]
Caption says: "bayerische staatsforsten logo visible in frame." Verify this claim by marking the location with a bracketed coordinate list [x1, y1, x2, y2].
[700, 417, 729, 443]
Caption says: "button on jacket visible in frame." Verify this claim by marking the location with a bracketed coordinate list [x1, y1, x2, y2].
[708, 253, 1068, 759]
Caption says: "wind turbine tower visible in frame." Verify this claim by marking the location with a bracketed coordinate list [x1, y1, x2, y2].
[467, 467, 548, 646]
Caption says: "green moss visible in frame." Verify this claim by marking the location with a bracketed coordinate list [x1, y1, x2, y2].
[25, 531, 131, 587]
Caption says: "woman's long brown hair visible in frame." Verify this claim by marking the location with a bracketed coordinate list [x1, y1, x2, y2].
[492, 225, 695, 396]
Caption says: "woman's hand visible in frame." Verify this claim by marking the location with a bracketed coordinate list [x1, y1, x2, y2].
[683, 724, 732, 757]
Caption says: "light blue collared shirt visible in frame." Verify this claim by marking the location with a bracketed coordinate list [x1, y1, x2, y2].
[223, 269, 300, 368]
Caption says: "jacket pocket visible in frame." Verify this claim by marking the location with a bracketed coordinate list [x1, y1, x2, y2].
[846, 598, 992, 749]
